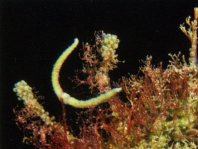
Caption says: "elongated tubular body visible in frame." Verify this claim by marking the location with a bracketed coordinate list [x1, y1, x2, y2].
[51, 38, 122, 108]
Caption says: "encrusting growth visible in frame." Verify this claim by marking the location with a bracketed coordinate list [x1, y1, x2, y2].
[13, 80, 55, 126]
[13, 80, 76, 148]
[51, 37, 122, 108]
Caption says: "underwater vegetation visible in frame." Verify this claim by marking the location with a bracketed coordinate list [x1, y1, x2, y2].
[13, 8, 198, 149]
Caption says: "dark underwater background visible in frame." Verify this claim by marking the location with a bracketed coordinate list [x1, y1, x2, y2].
[1, 0, 197, 148]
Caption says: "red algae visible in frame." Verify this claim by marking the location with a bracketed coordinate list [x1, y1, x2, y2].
[13, 9, 198, 148]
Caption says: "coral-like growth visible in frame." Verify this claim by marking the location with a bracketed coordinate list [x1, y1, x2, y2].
[13, 81, 75, 149]
[13, 8, 198, 149]
[77, 31, 120, 93]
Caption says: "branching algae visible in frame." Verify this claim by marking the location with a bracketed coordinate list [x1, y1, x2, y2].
[13, 8, 198, 148]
